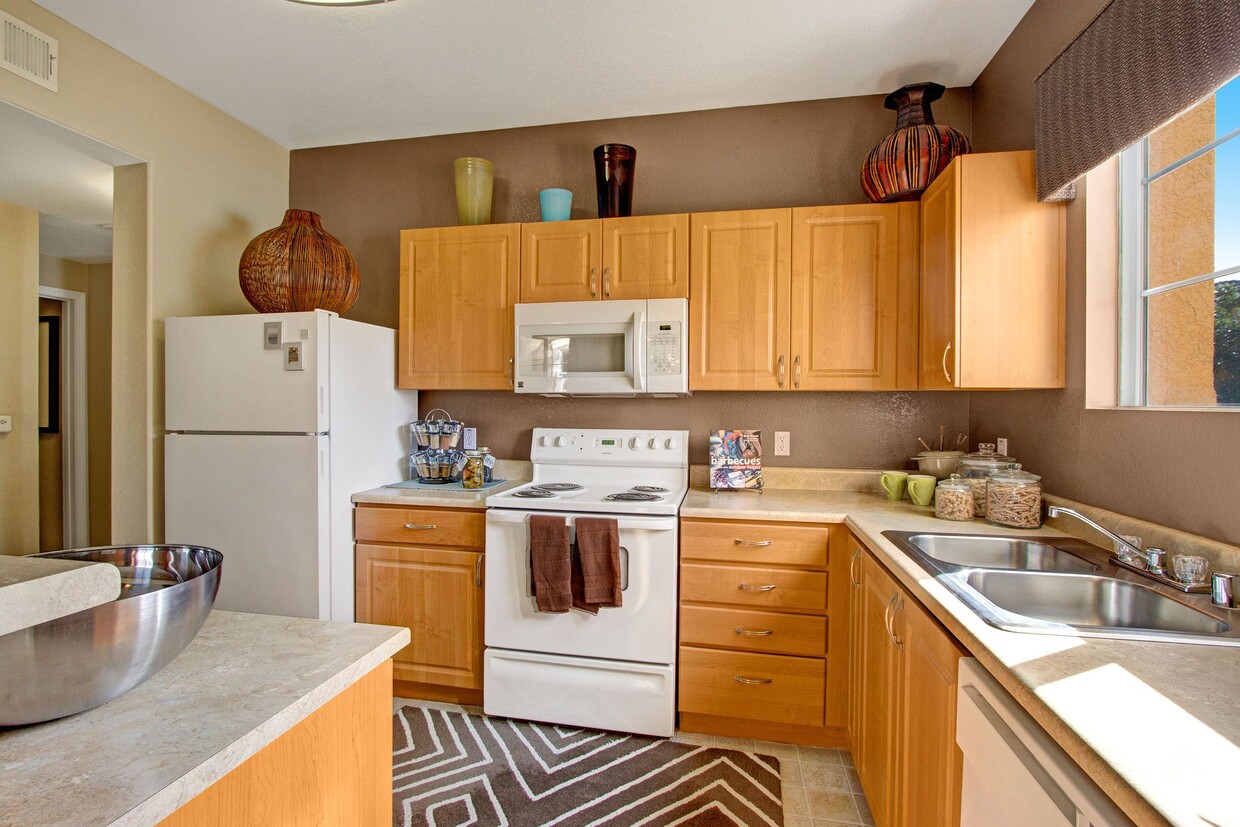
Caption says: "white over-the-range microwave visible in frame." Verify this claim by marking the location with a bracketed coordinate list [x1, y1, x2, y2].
[513, 298, 689, 396]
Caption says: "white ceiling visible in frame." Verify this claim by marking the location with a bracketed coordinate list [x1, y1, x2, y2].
[34, 0, 1034, 149]
[0, 102, 139, 263]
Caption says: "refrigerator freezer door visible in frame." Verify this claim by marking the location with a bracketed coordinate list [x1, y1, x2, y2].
[165, 311, 329, 434]
[165, 432, 331, 619]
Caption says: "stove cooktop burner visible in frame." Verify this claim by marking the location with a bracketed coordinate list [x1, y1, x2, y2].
[630, 486, 670, 493]
[606, 491, 662, 502]
[512, 488, 556, 498]
[533, 483, 585, 492]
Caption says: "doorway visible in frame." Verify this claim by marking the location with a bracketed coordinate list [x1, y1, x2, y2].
[37, 286, 89, 549]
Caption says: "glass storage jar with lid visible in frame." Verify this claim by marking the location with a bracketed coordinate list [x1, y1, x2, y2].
[461, 450, 486, 489]
[956, 443, 1019, 516]
[935, 475, 975, 521]
[985, 469, 1043, 529]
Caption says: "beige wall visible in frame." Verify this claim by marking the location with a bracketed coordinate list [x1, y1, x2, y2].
[290, 91, 974, 467]
[87, 263, 111, 545]
[0, 0, 289, 541]
[39, 253, 88, 293]
[969, 0, 1240, 544]
[0, 201, 40, 554]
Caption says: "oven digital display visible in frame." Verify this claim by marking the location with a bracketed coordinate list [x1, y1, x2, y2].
[599, 439, 616, 446]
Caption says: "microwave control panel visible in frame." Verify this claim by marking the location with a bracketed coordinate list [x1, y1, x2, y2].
[647, 321, 682, 376]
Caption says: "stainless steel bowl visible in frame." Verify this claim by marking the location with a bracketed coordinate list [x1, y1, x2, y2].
[0, 545, 222, 726]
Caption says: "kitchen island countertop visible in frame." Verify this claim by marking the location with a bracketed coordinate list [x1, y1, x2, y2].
[0, 554, 121, 637]
[0, 610, 408, 827]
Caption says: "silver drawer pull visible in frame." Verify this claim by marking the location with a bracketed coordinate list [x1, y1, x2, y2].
[734, 676, 773, 685]
[738, 583, 777, 592]
[404, 523, 438, 530]
[734, 627, 774, 636]
[734, 539, 773, 547]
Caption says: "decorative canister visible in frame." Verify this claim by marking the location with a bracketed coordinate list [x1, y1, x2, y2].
[461, 450, 486, 489]
[593, 144, 636, 217]
[985, 470, 1043, 529]
[935, 475, 975, 521]
[238, 209, 359, 314]
[454, 157, 494, 225]
[860, 82, 971, 203]
[956, 444, 1019, 517]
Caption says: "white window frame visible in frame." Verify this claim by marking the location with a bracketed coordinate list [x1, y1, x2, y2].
[1116, 119, 1240, 408]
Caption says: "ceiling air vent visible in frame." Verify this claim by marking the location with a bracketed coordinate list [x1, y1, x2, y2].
[1, 11, 57, 91]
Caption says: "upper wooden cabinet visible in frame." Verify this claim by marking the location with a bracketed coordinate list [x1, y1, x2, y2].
[520, 214, 688, 303]
[691, 204, 919, 392]
[398, 224, 520, 390]
[919, 150, 1066, 390]
[791, 204, 919, 390]
[690, 208, 793, 391]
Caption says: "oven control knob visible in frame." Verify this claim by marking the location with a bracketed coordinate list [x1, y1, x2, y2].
[664, 438, 677, 450]
[539, 435, 550, 447]
[628, 437, 642, 450]
[648, 437, 658, 449]
[554, 436, 567, 447]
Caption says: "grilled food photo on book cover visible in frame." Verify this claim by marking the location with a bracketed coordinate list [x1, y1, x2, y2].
[709, 430, 763, 489]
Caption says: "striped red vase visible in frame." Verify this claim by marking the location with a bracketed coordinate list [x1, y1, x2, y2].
[861, 82, 970, 203]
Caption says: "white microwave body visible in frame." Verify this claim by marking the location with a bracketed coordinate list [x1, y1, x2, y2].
[513, 298, 689, 396]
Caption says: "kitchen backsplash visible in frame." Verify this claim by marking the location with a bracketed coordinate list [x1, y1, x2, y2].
[421, 390, 969, 470]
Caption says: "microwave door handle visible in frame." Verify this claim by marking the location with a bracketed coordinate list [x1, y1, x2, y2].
[632, 311, 647, 393]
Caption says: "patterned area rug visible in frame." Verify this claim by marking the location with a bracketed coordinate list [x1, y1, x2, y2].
[393, 706, 783, 826]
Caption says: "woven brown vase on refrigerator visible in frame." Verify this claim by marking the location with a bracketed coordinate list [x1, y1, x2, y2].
[861, 82, 970, 203]
[238, 209, 360, 314]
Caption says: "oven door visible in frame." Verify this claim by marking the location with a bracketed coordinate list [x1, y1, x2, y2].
[483, 509, 677, 664]
[513, 300, 647, 395]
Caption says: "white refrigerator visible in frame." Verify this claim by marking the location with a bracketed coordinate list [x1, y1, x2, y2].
[164, 310, 417, 622]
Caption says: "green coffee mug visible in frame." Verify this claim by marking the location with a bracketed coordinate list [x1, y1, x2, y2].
[908, 474, 937, 507]
[880, 471, 909, 501]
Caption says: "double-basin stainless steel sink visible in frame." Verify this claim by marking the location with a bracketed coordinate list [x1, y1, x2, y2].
[882, 532, 1238, 646]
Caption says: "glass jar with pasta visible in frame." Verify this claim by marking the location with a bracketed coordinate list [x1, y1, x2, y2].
[985, 470, 1043, 529]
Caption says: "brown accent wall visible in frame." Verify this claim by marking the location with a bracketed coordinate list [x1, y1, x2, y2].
[290, 92, 973, 469]
[968, 0, 1240, 544]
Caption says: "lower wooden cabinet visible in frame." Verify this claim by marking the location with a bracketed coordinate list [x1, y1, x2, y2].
[354, 505, 486, 704]
[848, 536, 964, 827]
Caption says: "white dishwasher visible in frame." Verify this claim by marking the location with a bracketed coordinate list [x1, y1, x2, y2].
[956, 658, 1135, 827]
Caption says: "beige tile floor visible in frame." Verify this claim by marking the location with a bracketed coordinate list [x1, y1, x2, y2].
[395, 698, 874, 827]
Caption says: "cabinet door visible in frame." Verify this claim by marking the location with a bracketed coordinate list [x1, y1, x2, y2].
[355, 543, 484, 690]
[689, 208, 792, 390]
[894, 593, 964, 827]
[856, 552, 902, 827]
[399, 224, 520, 389]
[602, 214, 690, 300]
[919, 167, 959, 390]
[520, 220, 602, 303]
[791, 204, 919, 390]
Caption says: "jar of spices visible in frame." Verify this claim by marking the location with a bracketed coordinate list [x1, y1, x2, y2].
[479, 447, 494, 483]
[985, 469, 1043, 529]
[935, 475, 975, 521]
[461, 449, 486, 489]
[956, 443, 1019, 516]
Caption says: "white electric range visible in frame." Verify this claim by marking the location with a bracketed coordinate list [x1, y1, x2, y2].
[483, 428, 688, 738]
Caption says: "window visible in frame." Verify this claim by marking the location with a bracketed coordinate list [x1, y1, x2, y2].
[1118, 74, 1240, 407]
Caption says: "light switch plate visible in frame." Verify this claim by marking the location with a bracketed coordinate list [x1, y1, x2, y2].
[774, 431, 791, 456]
[463, 428, 477, 450]
[283, 342, 306, 371]
[263, 321, 283, 350]
[0, 415, 11, 433]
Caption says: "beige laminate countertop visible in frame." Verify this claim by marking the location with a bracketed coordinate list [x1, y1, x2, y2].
[683, 487, 1240, 827]
[352, 478, 523, 508]
[0, 555, 121, 637]
[0, 611, 409, 827]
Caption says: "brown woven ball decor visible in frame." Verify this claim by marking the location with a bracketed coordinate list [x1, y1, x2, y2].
[861, 82, 970, 203]
[238, 209, 360, 314]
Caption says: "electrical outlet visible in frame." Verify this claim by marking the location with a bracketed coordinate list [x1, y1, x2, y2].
[774, 431, 791, 456]
[0, 415, 11, 433]
[996, 437, 1009, 456]
[463, 427, 477, 450]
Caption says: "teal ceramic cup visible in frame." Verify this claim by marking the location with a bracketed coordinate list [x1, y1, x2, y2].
[539, 188, 573, 222]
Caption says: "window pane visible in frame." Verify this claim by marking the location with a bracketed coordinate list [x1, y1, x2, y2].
[1145, 277, 1240, 406]
[1146, 136, 1240, 288]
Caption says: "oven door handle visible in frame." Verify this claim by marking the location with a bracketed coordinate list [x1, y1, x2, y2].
[487, 510, 678, 532]
[631, 309, 647, 394]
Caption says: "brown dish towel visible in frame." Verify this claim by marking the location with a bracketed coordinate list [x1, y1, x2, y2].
[529, 515, 572, 613]
[572, 517, 622, 614]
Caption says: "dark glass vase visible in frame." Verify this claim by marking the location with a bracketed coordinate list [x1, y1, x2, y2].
[593, 144, 636, 218]
[860, 82, 970, 203]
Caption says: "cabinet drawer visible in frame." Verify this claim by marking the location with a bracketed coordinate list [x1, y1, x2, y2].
[680, 605, 827, 657]
[680, 563, 828, 613]
[678, 646, 825, 726]
[354, 506, 485, 548]
[680, 520, 829, 569]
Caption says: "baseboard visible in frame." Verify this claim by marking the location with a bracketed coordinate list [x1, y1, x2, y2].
[393, 680, 483, 707]
[678, 712, 848, 748]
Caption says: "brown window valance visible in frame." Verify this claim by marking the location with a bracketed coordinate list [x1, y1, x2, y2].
[1034, 0, 1240, 202]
